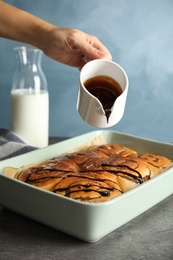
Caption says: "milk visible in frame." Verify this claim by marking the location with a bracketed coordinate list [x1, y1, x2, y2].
[11, 89, 49, 148]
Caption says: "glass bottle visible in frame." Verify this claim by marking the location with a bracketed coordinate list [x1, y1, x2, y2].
[11, 46, 49, 148]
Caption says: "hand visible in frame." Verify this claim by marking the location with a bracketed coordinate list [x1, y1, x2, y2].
[41, 28, 112, 69]
[0, 1, 112, 69]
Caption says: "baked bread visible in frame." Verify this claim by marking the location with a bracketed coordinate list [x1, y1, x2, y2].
[14, 144, 173, 202]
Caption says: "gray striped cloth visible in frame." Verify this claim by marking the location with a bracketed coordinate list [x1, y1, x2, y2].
[0, 129, 37, 161]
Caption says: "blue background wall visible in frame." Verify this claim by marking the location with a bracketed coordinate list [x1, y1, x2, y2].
[0, 0, 173, 142]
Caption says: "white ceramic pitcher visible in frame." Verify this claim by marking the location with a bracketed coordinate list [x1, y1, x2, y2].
[77, 59, 128, 128]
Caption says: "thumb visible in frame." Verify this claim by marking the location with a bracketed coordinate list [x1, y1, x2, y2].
[82, 42, 111, 60]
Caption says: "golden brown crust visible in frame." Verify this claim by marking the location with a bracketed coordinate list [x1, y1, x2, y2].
[136, 153, 172, 177]
[89, 144, 137, 157]
[14, 144, 173, 202]
[53, 171, 122, 202]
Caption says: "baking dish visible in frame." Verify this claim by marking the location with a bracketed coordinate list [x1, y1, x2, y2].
[0, 130, 173, 242]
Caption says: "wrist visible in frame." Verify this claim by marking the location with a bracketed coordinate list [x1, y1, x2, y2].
[29, 20, 57, 51]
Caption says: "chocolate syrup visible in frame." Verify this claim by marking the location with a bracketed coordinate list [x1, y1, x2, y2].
[84, 75, 122, 122]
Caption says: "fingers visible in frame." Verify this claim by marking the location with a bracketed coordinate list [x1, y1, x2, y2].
[69, 29, 112, 62]
[81, 36, 112, 61]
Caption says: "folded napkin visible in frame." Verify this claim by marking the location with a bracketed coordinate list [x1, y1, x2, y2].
[0, 129, 37, 161]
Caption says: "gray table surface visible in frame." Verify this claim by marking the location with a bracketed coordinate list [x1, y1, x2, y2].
[0, 138, 173, 260]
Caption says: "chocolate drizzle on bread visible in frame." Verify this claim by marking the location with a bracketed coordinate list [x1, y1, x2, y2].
[14, 144, 173, 202]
